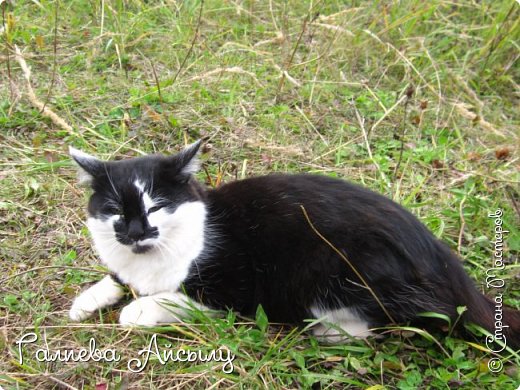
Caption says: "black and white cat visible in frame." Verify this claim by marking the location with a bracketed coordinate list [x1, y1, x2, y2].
[69, 141, 520, 347]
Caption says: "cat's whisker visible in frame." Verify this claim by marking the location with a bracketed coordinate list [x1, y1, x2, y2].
[156, 239, 180, 259]
[94, 233, 118, 242]
[103, 241, 121, 258]
[93, 232, 116, 238]
[152, 239, 167, 259]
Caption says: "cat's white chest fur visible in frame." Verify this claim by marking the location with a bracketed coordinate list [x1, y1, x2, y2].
[87, 201, 207, 295]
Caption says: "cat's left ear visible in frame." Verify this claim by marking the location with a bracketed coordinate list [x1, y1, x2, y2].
[178, 139, 202, 174]
[69, 147, 104, 185]
[169, 140, 202, 180]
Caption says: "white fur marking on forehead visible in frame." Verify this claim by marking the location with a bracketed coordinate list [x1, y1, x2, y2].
[134, 179, 155, 211]
[142, 192, 155, 211]
[134, 179, 145, 192]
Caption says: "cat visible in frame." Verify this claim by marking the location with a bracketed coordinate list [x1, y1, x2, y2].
[69, 141, 520, 348]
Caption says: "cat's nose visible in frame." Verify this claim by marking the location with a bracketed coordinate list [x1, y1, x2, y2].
[127, 219, 145, 241]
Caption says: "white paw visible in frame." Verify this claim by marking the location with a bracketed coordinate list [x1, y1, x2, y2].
[119, 297, 181, 326]
[69, 276, 124, 322]
[69, 293, 98, 322]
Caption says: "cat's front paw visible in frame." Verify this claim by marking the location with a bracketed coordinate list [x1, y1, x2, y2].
[69, 293, 98, 322]
[68, 276, 125, 322]
[119, 297, 168, 326]
[119, 296, 181, 326]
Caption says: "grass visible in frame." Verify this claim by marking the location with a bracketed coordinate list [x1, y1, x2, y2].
[1, 0, 519, 388]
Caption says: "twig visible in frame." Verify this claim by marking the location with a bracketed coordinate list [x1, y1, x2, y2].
[295, 105, 327, 145]
[308, 18, 342, 107]
[100, 0, 105, 37]
[182, 66, 263, 87]
[149, 57, 163, 103]
[40, 0, 59, 113]
[14, 45, 73, 132]
[45, 374, 79, 390]
[352, 102, 391, 187]
[311, 22, 354, 36]
[480, 2, 516, 75]
[369, 91, 408, 136]
[453, 101, 503, 136]
[2, 0, 13, 100]
[269, 0, 279, 33]
[420, 39, 442, 131]
[300, 205, 396, 324]
[457, 196, 467, 254]
[316, 7, 363, 21]
[0, 265, 109, 286]
[227, 0, 263, 23]
[169, 0, 204, 87]
[311, 135, 364, 162]
[274, 15, 308, 102]
[393, 86, 413, 181]
[272, 63, 300, 87]
[254, 31, 284, 47]
[362, 29, 436, 95]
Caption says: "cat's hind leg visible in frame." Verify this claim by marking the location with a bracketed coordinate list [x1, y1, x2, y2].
[310, 306, 373, 343]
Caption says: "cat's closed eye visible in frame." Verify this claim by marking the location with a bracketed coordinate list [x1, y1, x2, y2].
[104, 205, 123, 216]
[147, 205, 163, 215]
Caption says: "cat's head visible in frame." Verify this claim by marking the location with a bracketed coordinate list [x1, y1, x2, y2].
[70, 141, 204, 256]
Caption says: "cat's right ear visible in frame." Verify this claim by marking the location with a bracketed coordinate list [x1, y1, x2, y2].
[69, 147, 104, 185]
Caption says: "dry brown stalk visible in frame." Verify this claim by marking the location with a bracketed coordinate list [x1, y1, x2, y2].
[182, 66, 263, 87]
[14, 45, 73, 132]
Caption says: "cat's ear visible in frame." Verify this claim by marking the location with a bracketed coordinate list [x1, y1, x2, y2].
[69, 147, 104, 185]
[162, 140, 202, 182]
[176, 140, 202, 177]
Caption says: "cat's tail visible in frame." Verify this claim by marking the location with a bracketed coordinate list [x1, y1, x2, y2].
[462, 288, 520, 351]
[447, 256, 520, 350]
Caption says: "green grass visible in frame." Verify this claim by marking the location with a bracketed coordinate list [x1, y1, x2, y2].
[1, 0, 519, 388]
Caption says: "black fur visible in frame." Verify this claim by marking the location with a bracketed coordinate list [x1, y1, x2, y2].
[186, 174, 520, 349]
[73, 145, 520, 348]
